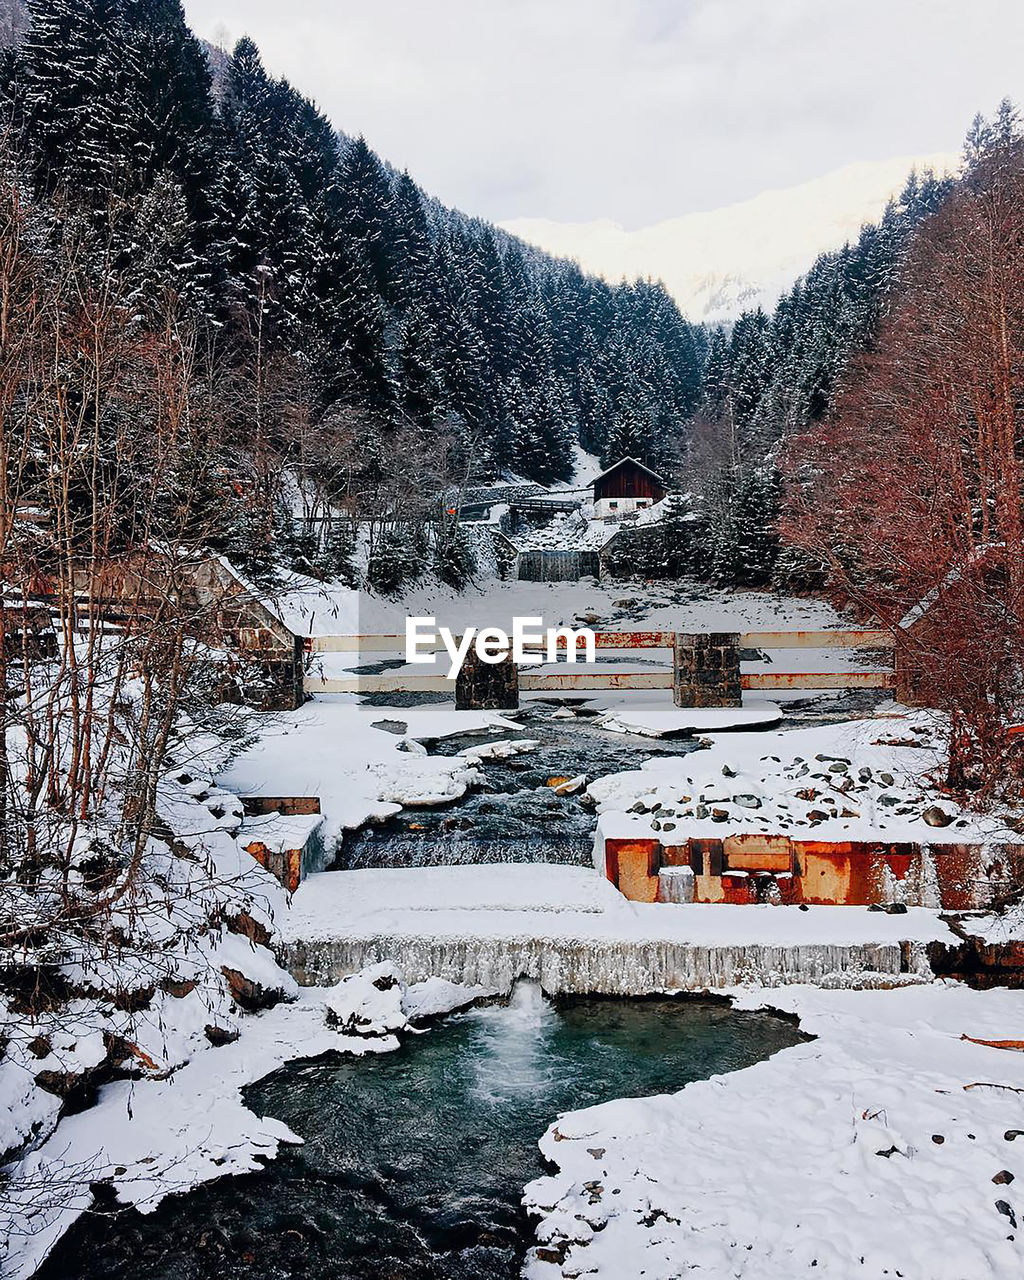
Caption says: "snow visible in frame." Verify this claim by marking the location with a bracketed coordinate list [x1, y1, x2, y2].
[271, 574, 853, 640]
[502, 152, 956, 323]
[524, 982, 1024, 1279]
[589, 711, 1015, 847]
[964, 901, 1024, 945]
[216, 698, 517, 848]
[595, 700, 783, 737]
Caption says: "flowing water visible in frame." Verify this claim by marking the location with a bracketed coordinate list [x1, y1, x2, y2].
[339, 700, 700, 870]
[39, 987, 804, 1280]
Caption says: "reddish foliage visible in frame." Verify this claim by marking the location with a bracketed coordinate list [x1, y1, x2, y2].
[783, 125, 1024, 795]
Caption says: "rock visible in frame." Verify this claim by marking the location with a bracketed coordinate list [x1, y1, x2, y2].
[662, 821, 676, 832]
[796, 788, 819, 802]
[552, 774, 587, 795]
[995, 1200, 1018, 1228]
[733, 794, 761, 809]
[226, 910, 273, 947]
[161, 977, 199, 998]
[885, 902, 909, 915]
[1005, 1130, 1024, 1141]
[828, 761, 849, 774]
[711, 808, 729, 823]
[721, 764, 737, 778]
[932, 1134, 945, 1144]
[840, 807, 860, 819]
[880, 772, 895, 786]
[371, 719, 408, 735]
[205, 1024, 240, 1046]
[878, 794, 900, 806]
[922, 805, 955, 828]
[221, 965, 289, 1012]
[807, 809, 829, 822]
[26, 1035, 51, 1059]
[628, 801, 649, 814]
[695, 804, 708, 819]
[993, 1170, 1015, 1184]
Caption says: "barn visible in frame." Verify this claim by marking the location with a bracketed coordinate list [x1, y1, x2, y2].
[591, 457, 667, 520]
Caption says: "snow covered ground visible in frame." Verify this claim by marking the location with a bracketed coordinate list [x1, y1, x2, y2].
[591, 709, 1016, 848]
[525, 981, 1024, 1280]
[217, 698, 518, 849]
[271, 572, 854, 640]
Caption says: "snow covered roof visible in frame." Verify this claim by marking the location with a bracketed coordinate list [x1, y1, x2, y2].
[590, 457, 668, 488]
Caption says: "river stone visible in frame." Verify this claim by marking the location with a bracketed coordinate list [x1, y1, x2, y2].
[922, 805, 955, 827]
[372, 719, 408, 735]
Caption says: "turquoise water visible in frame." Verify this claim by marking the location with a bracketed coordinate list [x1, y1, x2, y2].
[38, 989, 802, 1280]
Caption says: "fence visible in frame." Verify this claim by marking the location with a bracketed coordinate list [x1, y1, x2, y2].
[303, 628, 896, 708]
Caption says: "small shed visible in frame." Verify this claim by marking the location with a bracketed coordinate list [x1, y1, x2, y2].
[591, 457, 667, 520]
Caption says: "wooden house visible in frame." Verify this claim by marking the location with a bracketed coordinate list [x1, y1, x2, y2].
[591, 457, 667, 520]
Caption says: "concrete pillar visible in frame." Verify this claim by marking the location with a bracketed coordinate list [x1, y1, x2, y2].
[455, 646, 519, 711]
[673, 631, 742, 708]
[894, 630, 928, 707]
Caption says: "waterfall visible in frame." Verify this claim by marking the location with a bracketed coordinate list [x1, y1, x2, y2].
[282, 934, 932, 994]
[465, 979, 557, 1105]
[336, 830, 594, 870]
[516, 550, 601, 582]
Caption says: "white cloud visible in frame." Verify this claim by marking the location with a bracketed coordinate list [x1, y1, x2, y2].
[182, 0, 1022, 227]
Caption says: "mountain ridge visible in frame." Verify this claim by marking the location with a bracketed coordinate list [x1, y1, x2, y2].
[501, 152, 958, 325]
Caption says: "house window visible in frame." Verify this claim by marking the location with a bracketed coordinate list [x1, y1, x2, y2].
[608, 501, 618, 510]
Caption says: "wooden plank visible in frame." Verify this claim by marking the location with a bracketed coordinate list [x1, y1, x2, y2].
[741, 672, 895, 689]
[304, 673, 452, 693]
[740, 629, 892, 649]
[304, 671, 675, 694]
[306, 669, 894, 695]
[310, 629, 892, 654]
[306, 634, 407, 653]
[519, 671, 672, 690]
[307, 630, 676, 654]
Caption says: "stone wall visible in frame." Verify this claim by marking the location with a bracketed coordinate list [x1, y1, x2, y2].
[455, 647, 519, 710]
[672, 632, 742, 708]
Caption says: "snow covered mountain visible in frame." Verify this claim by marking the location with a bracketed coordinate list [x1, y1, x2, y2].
[501, 153, 957, 325]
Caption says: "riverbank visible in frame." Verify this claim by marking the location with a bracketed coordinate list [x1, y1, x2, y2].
[525, 981, 1024, 1279]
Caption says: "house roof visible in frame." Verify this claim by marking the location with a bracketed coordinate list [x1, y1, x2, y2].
[590, 456, 668, 488]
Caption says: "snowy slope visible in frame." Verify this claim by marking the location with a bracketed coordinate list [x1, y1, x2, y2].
[502, 153, 956, 325]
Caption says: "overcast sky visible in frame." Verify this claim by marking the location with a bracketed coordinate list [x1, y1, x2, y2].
[182, 0, 1023, 230]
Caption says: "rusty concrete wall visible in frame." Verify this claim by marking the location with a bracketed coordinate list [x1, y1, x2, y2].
[604, 831, 1024, 911]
